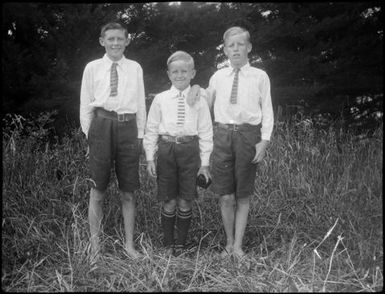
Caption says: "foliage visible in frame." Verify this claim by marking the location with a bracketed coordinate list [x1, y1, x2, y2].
[2, 2, 383, 133]
[2, 112, 383, 291]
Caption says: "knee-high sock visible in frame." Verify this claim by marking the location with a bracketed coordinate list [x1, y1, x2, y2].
[161, 209, 176, 247]
[176, 208, 192, 246]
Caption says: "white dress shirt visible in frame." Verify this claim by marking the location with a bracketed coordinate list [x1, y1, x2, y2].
[144, 85, 213, 166]
[80, 54, 146, 138]
[207, 62, 274, 141]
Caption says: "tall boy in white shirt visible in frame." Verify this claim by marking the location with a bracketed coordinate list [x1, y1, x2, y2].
[80, 22, 146, 260]
[192, 26, 274, 259]
[143, 51, 213, 256]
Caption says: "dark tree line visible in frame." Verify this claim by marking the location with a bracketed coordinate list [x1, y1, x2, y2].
[2, 2, 383, 134]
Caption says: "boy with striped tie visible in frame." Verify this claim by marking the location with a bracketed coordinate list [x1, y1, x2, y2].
[190, 26, 274, 259]
[143, 51, 213, 256]
[80, 22, 146, 261]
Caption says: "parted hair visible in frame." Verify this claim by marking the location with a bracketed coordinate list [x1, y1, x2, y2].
[223, 26, 251, 44]
[167, 51, 195, 69]
[100, 22, 128, 38]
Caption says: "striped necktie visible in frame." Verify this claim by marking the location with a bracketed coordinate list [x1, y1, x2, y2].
[110, 62, 118, 97]
[177, 92, 185, 127]
[230, 68, 240, 104]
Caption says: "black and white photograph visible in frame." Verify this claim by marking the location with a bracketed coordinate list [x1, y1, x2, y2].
[2, 2, 383, 292]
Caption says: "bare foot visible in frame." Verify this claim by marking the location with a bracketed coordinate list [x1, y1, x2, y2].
[233, 248, 246, 260]
[124, 247, 142, 259]
[220, 246, 233, 258]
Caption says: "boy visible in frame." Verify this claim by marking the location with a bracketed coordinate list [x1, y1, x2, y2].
[143, 51, 213, 256]
[80, 22, 146, 260]
[193, 26, 274, 259]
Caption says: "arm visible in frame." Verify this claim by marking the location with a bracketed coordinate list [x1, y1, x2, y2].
[143, 95, 161, 177]
[251, 73, 274, 164]
[136, 65, 147, 139]
[197, 98, 213, 181]
[79, 63, 95, 139]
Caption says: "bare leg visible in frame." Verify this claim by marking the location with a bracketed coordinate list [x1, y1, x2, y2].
[121, 191, 140, 258]
[233, 196, 250, 258]
[88, 188, 105, 259]
[219, 193, 236, 257]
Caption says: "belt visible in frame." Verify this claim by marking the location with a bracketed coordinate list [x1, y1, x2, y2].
[160, 135, 198, 144]
[216, 122, 261, 131]
[95, 108, 135, 122]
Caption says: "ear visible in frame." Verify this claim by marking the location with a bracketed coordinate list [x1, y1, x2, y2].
[99, 37, 105, 47]
[247, 42, 252, 53]
[125, 38, 130, 47]
[223, 46, 229, 57]
[190, 69, 196, 79]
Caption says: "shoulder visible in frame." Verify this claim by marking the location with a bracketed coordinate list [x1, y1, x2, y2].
[153, 89, 171, 104]
[246, 66, 269, 79]
[210, 67, 228, 82]
[123, 58, 143, 70]
[84, 58, 103, 70]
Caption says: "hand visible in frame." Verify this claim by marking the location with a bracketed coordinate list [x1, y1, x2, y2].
[251, 140, 269, 164]
[147, 160, 157, 177]
[186, 84, 201, 107]
[197, 165, 211, 183]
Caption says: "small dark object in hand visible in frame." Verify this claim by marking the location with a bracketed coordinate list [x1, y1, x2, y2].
[196, 174, 212, 189]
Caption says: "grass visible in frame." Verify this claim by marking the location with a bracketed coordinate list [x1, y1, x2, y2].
[2, 114, 383, 292]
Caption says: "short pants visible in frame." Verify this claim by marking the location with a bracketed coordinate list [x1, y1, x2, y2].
[156, 137, 200, 201]
[88, 110, 140, 192]
[211, 123, 261, 198]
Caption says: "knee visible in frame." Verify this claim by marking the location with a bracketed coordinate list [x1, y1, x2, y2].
[220, 193, 236, 207]
[120, 191, 135, 203]
[177, 199, 192, 211]
[237, 196, 250, 206]
[90, 188, 105, 203]
[163, 199, 177, 213]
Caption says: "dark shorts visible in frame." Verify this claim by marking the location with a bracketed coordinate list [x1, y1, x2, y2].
[157, 138, 200, 201]
[211, 123, 261, 199]
[88, 112, 140, 192]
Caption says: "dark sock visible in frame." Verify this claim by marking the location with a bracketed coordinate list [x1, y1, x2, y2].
[175, 208, 192, 246]
[161, 208, 176, 247]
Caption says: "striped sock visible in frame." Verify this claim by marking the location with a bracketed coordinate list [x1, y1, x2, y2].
[161, 209, 176, 247]
[175, 208, 192, 246]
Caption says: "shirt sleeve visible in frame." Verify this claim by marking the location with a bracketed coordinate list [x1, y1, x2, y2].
[143, 95, 161, 161]
[205, 74, 217, 110]
[259, 72, 274, 141]
[79, 63, 95, 138]
[197, 98, 213, 166]
[135, 65, 147, 138]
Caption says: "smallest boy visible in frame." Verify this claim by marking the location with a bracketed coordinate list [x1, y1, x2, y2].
[143, 51, 213, 256]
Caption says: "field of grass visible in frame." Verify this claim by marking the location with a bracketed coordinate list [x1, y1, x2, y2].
[2, 113, 383, 292]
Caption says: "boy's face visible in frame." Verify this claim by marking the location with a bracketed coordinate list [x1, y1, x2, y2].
[224, 32, 252, 68]
[167, 60, 196, 91]
[99, 29, 130, 62]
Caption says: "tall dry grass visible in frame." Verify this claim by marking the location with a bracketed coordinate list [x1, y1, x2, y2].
[2, 112, 383, 291]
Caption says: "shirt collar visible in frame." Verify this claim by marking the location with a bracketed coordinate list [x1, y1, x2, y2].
[226, 62, 251, 76]
[102, 54, 127, 71]
[170, 85, 191, 98]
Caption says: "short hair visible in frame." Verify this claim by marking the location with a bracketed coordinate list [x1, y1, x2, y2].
[223, 26, 251, 44]
[100, 22, 128, 38]
[167, 51, 195, 69]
